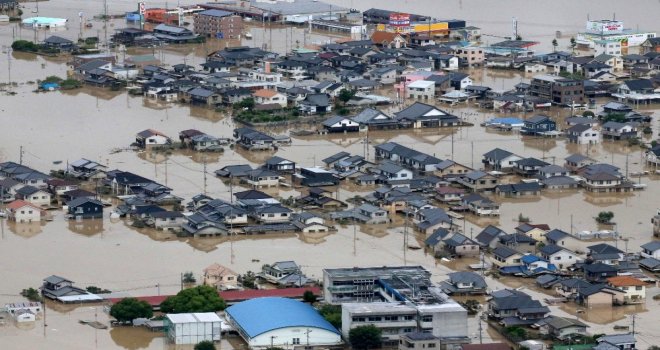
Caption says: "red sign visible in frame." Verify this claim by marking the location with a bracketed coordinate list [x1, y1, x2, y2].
[389, 13, 410, 27]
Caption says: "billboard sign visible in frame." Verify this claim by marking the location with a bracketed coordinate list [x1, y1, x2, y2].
[138, 2, 146, 15]
[586, 20, 623, 34]
[389, 13, 410, 27]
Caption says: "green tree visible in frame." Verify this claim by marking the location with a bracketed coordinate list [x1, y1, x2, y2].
[349, 325, 382, 350]
[182, 272, 196, 284]
[160, 285, 226, 314]
[194, 340, 216, 350]
[503, 326, 527, 340]
[595, 211, 614, 224]
[239, 271, 257, 289]
[338, 89, 356, 105]
[20, 287, 43, 302]
[303, 290, 317, 303]
[582, 110, 595, 118]
[570, 37, 577, 52]
[110, 298, 153, 324]
[551, 39, 558, 52]
[318, 304, 341, 329]
[11, 40, 39, 52]
[235, 97, 255, 111]
[601, 112, 626, 123]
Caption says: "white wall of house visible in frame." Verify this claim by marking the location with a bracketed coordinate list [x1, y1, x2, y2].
[10, 205, 42, 223]
[25, 192, 51, 207]
[547, 250, 577, 269]
[145, 135, 170, 145]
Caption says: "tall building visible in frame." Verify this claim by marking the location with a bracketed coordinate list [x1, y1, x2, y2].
[193, 9, 243, 39]
[323, 266, 469, 348]
[529, 74, 584, 105]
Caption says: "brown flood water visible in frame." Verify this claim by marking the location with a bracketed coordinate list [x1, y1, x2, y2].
[1, 1, 660, 349]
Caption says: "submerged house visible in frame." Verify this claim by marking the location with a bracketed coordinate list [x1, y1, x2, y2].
[394, 102, 461, 128]
[521, 115, 557, 136]
[66, 197, 104, 219]
[135, 129, 172, 148]
[440, 272, 487, 295]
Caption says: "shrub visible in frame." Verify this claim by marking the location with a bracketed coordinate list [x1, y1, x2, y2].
[595, 211, 614, 224]
[12, 40, 39, 52]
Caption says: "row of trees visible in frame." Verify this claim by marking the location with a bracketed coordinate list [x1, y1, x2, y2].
[109, 285, 226, 323]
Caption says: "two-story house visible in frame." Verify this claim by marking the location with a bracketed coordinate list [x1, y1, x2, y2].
[482, 148, 522, 171]
[521, 115, 557, 136]
[539, 244, 577, 270]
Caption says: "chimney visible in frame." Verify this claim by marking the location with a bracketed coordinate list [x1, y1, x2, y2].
[265, 61, 271, 73]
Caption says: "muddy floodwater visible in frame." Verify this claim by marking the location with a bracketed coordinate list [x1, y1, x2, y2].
[1, 0, 660, 349]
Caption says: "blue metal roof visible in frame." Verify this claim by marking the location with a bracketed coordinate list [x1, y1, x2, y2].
[225, 297, 340, 338]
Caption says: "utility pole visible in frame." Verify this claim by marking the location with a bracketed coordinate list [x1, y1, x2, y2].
[6, 48, 11, 91]
[631, 314, 636, 336]
[19, 146, 24, 165]
[471, 141, 474, 168]
[305, 328, 312, 345]
[103, 0, 109, 54]
[229, 175, 234, 202]
[164, 160, 168, 186]
[180, 272, 183, 291]
[43, 299, 47, 337]
[203, 156, 207, 195]
[450, 129, 455, 161]
[478, 312, 483, 344]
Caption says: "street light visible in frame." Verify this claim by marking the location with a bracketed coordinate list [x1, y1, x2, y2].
[270, 335, 278, 348]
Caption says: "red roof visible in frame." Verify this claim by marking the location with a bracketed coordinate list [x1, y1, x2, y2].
[106, 287, 321, 306]
[219, 287, 321, 302]
[461, 344, 511, 350]
[7, 200, 41, 211]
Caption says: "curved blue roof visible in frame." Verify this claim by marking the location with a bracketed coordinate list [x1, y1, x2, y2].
[225, 297, 339, 338]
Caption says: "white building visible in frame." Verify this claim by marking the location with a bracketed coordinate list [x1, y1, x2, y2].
[325, 266, 468, 347]
[165, 312, 222, 345]
[566, 124, 600, 144]
[5, 302, 42, 322]
[406, 80, 435, 100]
[6, 200, 43, 222]
[342, 303, 418, 342]
[594, 40, 622, 56]
[225, 297, 342, 348]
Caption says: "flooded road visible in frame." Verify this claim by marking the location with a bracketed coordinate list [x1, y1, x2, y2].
[0, 1, 660, 349]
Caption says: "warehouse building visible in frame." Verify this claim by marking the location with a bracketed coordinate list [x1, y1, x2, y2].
[165, 312, 222, 345]
[225, 297, 342, 348]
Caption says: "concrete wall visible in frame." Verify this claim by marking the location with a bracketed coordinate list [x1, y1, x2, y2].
[250, 327, 341, 348]
[431, 307, 468, 338]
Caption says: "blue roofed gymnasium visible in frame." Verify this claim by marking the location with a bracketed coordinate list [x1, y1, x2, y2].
[225, 297, 342, 348]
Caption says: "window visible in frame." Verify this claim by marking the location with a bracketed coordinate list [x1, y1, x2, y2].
[368, 316, 382, 322]
[428, 343, 436, 348]
[421, 315, 432, 322]
[292, 338, 300, 345]
[403, 315, 414, 321]
[635, 286, 643, 290]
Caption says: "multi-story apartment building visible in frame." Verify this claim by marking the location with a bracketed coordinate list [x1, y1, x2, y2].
[529, 74, 584, 105]
[454, 47, 484, 66]
[193, 9, 243, 39]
